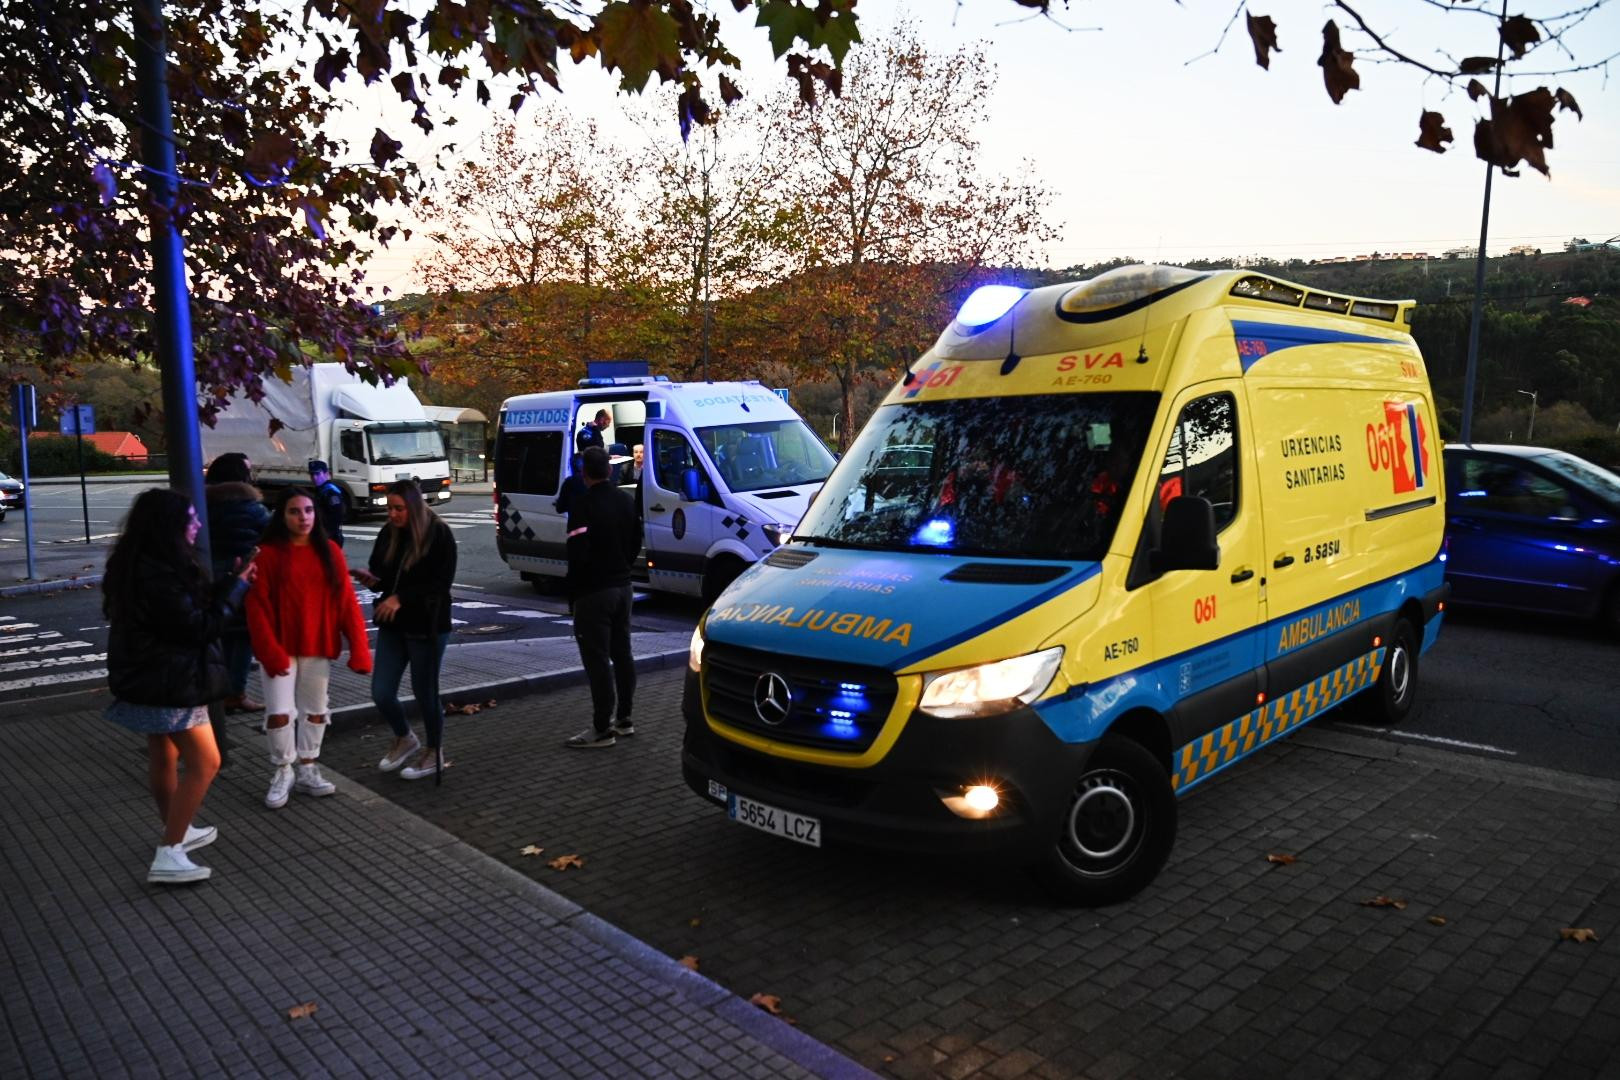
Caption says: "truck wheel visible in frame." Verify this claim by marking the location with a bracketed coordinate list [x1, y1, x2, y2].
[702, 557, 746, 605]
[1350, 617, 1420, 725]
[1033, 734, 1176, 907]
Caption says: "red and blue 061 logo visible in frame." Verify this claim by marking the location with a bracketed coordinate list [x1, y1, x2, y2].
[903, 362, 963, 398]
[1366, 401, 1432, 494]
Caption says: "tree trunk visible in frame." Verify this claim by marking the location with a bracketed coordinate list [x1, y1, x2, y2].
[839, 364, 855, 453]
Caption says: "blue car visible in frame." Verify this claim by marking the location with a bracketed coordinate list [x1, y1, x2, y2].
[1442, 444, 1620, 631]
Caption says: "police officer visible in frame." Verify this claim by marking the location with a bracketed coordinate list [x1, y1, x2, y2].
[307, 459, 347, 548]
[577, 409, 610, 453]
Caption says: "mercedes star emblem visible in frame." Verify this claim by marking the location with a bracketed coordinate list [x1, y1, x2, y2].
[753, 672, 792, 726]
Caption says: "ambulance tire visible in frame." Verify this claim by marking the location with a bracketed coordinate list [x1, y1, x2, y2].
[1035, 735, 1177, 907]
[1350, 617, 1420, 725]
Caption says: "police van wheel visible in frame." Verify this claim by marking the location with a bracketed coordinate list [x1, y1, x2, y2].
[1352, 617, 1420, 725]
[1035, 735, 1176, 907]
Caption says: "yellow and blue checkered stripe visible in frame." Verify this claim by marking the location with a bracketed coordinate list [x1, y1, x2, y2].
[1171, 647, 1385, 793]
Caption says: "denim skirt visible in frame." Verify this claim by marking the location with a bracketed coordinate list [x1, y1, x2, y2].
[104, 700, 211, 736]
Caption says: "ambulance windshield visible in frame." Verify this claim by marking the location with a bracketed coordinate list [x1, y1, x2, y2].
[696, 419, 837, 493]
[795, 393, 1159, 561]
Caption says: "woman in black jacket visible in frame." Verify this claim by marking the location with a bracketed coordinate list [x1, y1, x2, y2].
[104, 489, 256, 885]
[354, 479, 457, 781]
[204, 452, 270, 713]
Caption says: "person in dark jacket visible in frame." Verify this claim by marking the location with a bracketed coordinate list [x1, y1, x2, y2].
[355, 479, 458, 780]
[205, 452, 270, 713]
[564, 446, 643, 749]
[307, 459, 346, 547]
[103, 488, 256, 885]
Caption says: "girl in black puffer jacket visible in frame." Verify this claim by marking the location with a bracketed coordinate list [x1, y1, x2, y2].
[103, 489, 256, 885]
[204, 452, 271, 713]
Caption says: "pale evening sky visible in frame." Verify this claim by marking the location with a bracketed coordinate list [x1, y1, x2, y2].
[337, 0, 1620, 296]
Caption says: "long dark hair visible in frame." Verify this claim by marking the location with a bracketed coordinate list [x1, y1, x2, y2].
[103, 488, 201, 619]
[261, 486, 343, 595]
[382, 479, 436, 571]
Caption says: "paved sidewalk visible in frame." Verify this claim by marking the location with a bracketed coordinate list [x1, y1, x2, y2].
[0, 676, 869, 1078]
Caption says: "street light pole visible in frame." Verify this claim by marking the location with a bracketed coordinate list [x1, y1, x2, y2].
[1516, 389, 1538, 443]
[1458, 0, 1510, 445]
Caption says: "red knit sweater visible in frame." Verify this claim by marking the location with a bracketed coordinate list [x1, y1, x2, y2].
[246, 540, 372, 677]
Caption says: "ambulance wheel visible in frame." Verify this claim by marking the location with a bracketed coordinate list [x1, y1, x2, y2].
[702, 557, 745, 605]
[1351, 617, 1419, 725]
[1034, 735, 1176, 907]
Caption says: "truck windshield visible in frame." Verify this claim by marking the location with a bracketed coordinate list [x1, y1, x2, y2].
[367, 424, 446, 466]
[795, 392, 1160, 561]
[695, 419, 836, 493]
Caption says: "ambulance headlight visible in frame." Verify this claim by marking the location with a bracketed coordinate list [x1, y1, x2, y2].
[688, 625, 706, 672]
[918, 646, 1063, 719]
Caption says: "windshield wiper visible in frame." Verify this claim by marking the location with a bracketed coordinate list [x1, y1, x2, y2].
[794, 535, 875, 550]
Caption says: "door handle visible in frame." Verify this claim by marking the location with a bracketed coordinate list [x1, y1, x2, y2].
[651, 504, 667, 513]
[1230, 567, 1255, 583]
[1273, 554, 1295, 569]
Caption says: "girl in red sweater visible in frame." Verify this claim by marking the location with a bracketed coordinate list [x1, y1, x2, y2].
[247, 489, 372, 810]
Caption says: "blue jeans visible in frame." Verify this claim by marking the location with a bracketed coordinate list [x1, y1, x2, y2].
[372, 628, 450, 748]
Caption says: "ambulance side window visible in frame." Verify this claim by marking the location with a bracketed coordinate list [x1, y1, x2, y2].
[495, 431, 564, 496]
[1156, 393, 1238, 531]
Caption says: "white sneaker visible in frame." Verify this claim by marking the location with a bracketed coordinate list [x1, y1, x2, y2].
[294, 763, 336, 797]
[378, 734, 420, 773]
[181, 824, 218, 852]
[148, 844, 211, 884]
[265, 764, 295, 809]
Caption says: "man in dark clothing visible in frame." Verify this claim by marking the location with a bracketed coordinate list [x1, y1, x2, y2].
[564, 446, 643, 749]
[576, 409, 610, 453]
[205, 453, 271, 714]
[307, 459, 346, 547]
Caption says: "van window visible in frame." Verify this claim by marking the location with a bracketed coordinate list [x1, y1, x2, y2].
[1156, 393, 1238, 530]
[696, 420, 836, 492]
[339, 429, 366, 464]
[495, 430, 564, 496]
[651, 429, 703, 493]
[794, 392, 1160, 561]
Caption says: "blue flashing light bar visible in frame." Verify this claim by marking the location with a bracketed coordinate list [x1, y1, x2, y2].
[956, 285, 1026, 328]
[911, 517, 955, 547]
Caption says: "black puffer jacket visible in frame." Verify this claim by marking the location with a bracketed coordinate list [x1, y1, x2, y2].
[205, 481, 269, 578]
[367, 518, 457, 636]
[107, 555, 249, 707]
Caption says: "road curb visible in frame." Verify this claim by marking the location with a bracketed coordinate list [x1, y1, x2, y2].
[317, 664, 872, 1080]
[0, 574, 103, 598]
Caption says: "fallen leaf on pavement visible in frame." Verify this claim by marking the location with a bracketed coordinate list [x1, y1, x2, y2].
[549, 853, 584, 871]
[749, 992, 783, 1015]
[1266, 854, 1297, 865]
[678, 955, 700, 971]
[519, 845, 545, 857]
[485, 699, 497, 708]
[1560, 927, 1599, 943]
[286, 1002, 318, 1020]
[444, 701, 482, 715]
[689, 917, 702, 928]
[1428, 916, 1448, 926]
[1360, 896, 1408, 910]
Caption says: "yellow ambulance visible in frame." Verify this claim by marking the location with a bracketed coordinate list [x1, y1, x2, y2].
[682, 265, 1448, 904]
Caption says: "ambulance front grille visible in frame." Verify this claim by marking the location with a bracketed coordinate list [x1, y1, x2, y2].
[704, 644, 897, 753]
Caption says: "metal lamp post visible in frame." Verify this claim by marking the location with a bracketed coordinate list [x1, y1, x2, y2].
[1516, 389, 1538, 443]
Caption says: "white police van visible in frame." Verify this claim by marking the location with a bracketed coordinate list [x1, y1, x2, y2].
[495, 376, 836, 600]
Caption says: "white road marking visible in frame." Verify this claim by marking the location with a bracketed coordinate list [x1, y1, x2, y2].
[0, 623, 41, 631]
[0, 653, 106, 674]
[1386, 730, 1517, 756]
[498, 610, 558, 620]
[451, 601, 505, 609]
[0, 668, 107, 692]
[0, 631, 59, 643]
[0, 640, 93, 659]
[76, 626, 106, 632]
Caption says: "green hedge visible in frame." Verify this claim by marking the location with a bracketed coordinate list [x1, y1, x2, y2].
[5, 437, 121, 477]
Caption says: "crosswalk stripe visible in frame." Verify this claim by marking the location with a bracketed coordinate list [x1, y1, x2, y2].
[0, 640, 93, 659]
[0, 653, 106, 675]
[0, 668, 107, 693]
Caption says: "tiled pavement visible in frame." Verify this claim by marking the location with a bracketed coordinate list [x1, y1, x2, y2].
[328, 672, 1620, 1079]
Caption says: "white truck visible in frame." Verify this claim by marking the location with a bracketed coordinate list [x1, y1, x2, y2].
[495, 376, 835, 600]
[206, 364, 452, 514]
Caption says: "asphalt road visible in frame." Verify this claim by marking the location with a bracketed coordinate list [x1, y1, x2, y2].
[4, 479, 1616, 778]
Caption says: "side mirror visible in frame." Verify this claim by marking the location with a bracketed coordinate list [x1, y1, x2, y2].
[681, 467, 709, 503]
[1151, 496, 1220, 574]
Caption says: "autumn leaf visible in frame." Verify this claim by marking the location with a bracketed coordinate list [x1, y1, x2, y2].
[1559, 927, 1599, 943]
[1428, 916, 1448, 926]
[749, 992, 783, 1015]
[519, 845, 544, 856]
[1317, 21, 1359, 104]
[1415, 111, 1453, 154]
[370, 128, 404, 169]
[1474, 88, 1561, 177]
[1554, 87, 1583, 120]
[1360, 895, 1408, 910]
[1500, 15, 1540, 58]
[757, 0, 817, 60]
[597, 1, 681, 92]
[1266, 853, 1297, 865]
[689, 917, 702, 928]
[286, 1001, 318, 1020]
[1246, 13, 1279, 70]
[1467, 79, 1489, 101]
[549, 853, 585, 871]
[678, 955, 700, 971]
[1459, 56, 1501, 75]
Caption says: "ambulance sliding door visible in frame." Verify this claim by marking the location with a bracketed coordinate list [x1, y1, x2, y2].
[1143, 382, 1266, 750]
